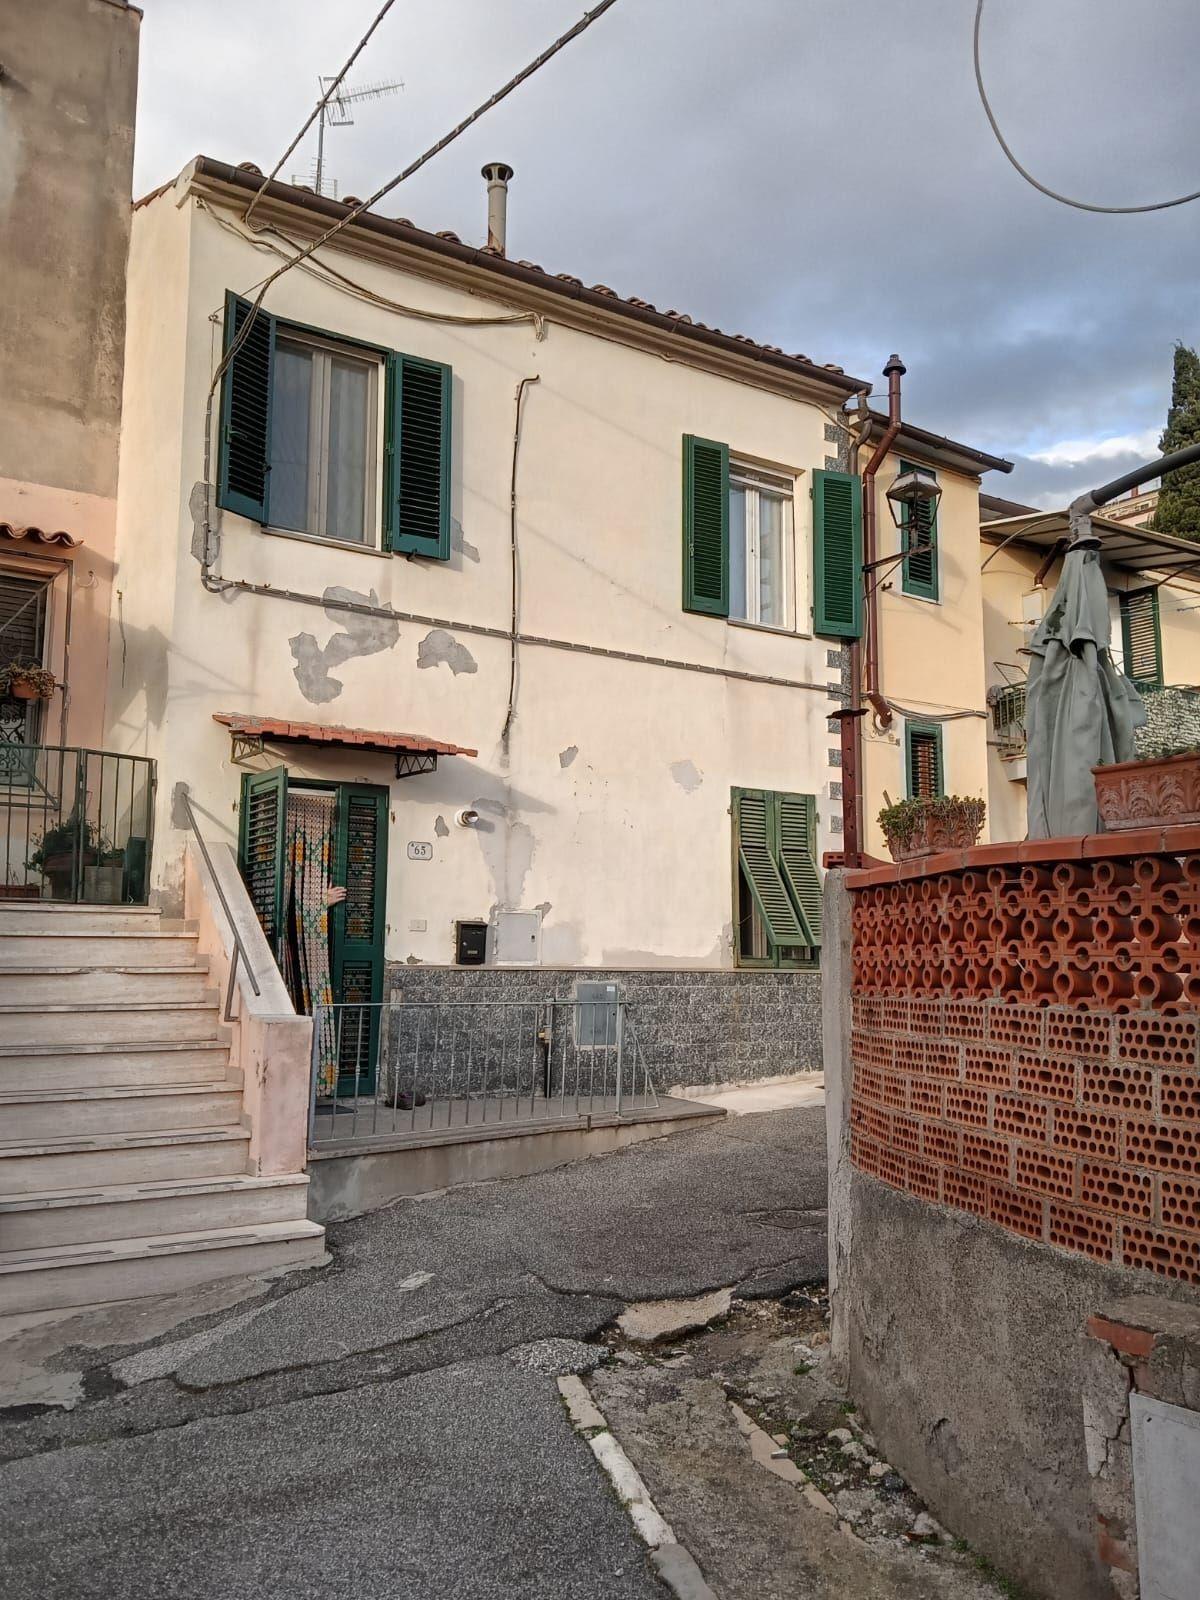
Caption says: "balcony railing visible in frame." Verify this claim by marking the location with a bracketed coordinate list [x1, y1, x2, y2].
[0, 744, 156, 904]
[990, 682, 1200, 763]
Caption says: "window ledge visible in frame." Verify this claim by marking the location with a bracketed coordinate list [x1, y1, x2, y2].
[728, 617, 813, 642]
[898, 588, 942, 607]
[261, 525, 390, 560]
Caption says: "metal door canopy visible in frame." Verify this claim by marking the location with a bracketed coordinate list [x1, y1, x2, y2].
[1131, 1391, 1200, 1600]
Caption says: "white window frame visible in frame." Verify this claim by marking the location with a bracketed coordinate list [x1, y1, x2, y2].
[271, 329, 384, 549]
[729, 461, 802, 634]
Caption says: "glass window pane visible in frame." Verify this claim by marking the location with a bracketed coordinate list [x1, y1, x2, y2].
[326, 356, 369, 544]
[270, 342, 314, 534]
[728, 485, 747, 620]
[758, 490, 785, 627]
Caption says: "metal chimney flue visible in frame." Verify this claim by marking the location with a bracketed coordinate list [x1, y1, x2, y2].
[481, 162, 514, 255]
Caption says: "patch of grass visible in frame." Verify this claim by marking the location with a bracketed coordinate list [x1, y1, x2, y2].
[793, 1362, 813, 1376]
[838, 1401, 856, 1415]
[946, 1536, 1034, 1600]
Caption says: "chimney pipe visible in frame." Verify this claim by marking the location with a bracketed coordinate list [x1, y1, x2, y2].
[481, 162, 514, 256]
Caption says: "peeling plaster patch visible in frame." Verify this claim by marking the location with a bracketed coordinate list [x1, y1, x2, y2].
[290, 587, 400, 704]
[451, 518, 480, 564]
[670, 759, 703, 794]
[473, 796, 535, 905]
[535, 901, 552, 917]
[558, 745, 579, 769]
[188, 480, 213, 565]
[601, 932, 726, 968]
[417, 628, 478, 676]
[434, 814, 450, 838]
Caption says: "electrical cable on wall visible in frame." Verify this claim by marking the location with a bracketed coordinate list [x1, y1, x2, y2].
[503, 376, 541, 743]
[974, 0, 1200, 213]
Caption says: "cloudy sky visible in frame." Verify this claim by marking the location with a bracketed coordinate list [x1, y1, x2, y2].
[133, 0, 1199, 507]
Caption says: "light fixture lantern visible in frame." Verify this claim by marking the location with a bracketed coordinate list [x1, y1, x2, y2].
[885, 467, 942, 529]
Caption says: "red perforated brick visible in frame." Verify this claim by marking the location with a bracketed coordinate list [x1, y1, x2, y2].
[879, 1071, 907, 1110]
[1049, 1202, 1117, 1263]
[987, 1004, 1046, 1050]
[963, 1045, 1016, 1089]
[909, 1078, 944, 1117]
[1124, 1119, 1200, 1175]
[853, 1062, 883, 1104]
[894, 1039, 961, 1079]
[993, 1094, 1049, 1141]
[922, 1123, 960, 1164]
[892, 1112, 921, 1157]
[1014, 1146, 1076, 1199]
[851, 1031, 894, 1072]
[908, 998, 944, 1035]
[946, 1084, 989, 1128]
[1116, 1013, 1198, 1068]
[1080, 1161, 1153, 1220]
[962, 1131, 1012, 1181]
[850, 1130, 879, 1175]
[861, 1103, 892, 1145]
[876, 1145, 906, 1189]
[908, 1154, 941, 1202]
[1016, 1052, 1078, 1103]
[1160, 1177, 1200, 1232]
[1081, 1062, 1154, 1115]
[879, 996, 910, 1034]
[1122, 1223, 1200, 1283]
[1052, 1107, 1120, 1161]
[944, 999, 988, 1040]
[1160, 1072, 1200, 1121]
[1046, 1010, 1113, 1059]
[988, 1181, 1044, 1241]
[944, 1168, 987, 1216]
[852, 995, 885, 1033]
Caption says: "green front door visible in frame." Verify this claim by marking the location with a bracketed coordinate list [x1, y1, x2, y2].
[330, 784, 388, 1096]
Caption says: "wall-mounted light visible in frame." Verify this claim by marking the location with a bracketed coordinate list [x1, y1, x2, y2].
[885, 467, 942, 530]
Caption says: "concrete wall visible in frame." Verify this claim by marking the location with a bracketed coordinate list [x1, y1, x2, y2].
[0, 0, 139, 750]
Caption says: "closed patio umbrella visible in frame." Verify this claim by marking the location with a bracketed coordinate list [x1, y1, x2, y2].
[1025, 532, 1146, 839]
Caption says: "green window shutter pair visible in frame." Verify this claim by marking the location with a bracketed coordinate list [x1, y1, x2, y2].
[1119, 588, 1163, 689]
[905, 720, 944, 800]
[900, 460, 939, 600]
[217, 293, 451, 559]
[681, 436, 862, 639]
[733, 788, 822, 949]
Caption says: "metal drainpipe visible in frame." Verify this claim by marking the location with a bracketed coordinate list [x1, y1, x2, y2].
[861, 354, 905, 729]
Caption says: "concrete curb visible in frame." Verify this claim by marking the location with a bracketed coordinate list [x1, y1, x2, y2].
[557, 1374, 718, 1600]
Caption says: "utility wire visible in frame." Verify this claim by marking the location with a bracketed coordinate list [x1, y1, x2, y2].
[215, 0, 620, 396]
[973, 0, 1200, 214]
[243, 0, 403, 226]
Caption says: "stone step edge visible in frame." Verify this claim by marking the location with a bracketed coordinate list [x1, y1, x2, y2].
[0, 998, 219, 1015]
[0, 1171, 309, 1213]
[0, 1038, 230, 1060]
[0, 1217, 325, 1274]
[0, 1125, 251, 1158]
[0, 1081, 242, 1108]
[0, 963, 210, 977]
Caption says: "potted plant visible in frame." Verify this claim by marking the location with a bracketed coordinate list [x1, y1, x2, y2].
[0, 662, 57, 702]
[26, 813, 105, 900]
[1094, 739, 1200, 831]
[878, 794, 987, 862]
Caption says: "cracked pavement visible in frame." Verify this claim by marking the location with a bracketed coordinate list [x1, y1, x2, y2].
[0, 1106, 827, 1599]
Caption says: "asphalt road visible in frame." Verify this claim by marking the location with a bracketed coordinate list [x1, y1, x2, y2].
[1, 1106, 828, 1600]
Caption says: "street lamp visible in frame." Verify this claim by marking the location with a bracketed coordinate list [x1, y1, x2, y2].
[884, 467, 942, 529]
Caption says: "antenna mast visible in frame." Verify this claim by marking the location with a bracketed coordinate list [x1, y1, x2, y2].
[299, 75, 403, 199]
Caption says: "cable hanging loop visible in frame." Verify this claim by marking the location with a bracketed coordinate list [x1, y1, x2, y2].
[974, 0, 1200, 214]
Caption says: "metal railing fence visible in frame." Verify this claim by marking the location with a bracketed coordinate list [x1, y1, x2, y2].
[307, 997, 658, 1148]
[176, 783, 261, 1021]
[0, 744, 155, 904]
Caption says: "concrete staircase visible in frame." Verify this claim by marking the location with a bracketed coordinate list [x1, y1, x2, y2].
[0, 903, 325, 1314]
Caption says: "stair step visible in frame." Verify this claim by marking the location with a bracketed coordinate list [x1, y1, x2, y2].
[0, 1082, 244, 1141]
[0, 906, 163, 934]
[0, 965, 211, 1005]
[0, 1218, 327, 1313]
[0, 1040, 231, 1091]
[0, 932, 200, 968]
[0, 999, 224, 1047]
[0, 1172, 310, 1249]
[0, 1126, 251, 1193]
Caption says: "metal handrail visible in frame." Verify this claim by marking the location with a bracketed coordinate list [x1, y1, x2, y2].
[176, 783, 261, 1019]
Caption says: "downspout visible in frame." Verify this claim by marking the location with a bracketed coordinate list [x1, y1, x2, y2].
[861, 354, 905, 730]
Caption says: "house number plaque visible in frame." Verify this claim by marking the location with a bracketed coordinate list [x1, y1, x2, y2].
[407, 841, 434, 861]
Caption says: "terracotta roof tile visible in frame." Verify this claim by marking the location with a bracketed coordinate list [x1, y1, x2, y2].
[0, 523, 82, 548]
[213, 712, 477, 758]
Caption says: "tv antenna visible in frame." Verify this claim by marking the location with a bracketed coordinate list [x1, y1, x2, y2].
[293, 75, 403, 200]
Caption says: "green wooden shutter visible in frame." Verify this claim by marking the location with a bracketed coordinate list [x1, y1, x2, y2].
[1119, 588, 1163, 689]
[332, 786, 388, 1093]
[776, 792, 822, 946]
[682, 435, 730, 616]
[905, 721, 944, 800]
[900, 461, 939, 600]
[385, 353, 452, 559]
[813, 469, 862, 637]
[237, 767, 288, 960]
[217, 292, 276, 522]
[734, 789, 805, 946]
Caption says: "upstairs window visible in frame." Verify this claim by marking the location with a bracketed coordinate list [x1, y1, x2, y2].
[1119, 587, 1163, 689]
[0, 573, 48, 760]
[217, 293, 452, 560]
[900, 459, 939, 601]
[729, 463, 795, 630]
[905, 720, 945, 799]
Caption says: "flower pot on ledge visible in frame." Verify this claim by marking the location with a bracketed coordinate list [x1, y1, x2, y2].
[1093, 750, 1200, 831]
[879, 796, 987, 863]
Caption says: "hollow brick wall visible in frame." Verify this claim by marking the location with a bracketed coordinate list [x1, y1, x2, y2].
[849, 851, 1200, 1287]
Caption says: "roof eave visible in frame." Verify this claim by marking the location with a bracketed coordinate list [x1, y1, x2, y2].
[859, 411, 1014, 477]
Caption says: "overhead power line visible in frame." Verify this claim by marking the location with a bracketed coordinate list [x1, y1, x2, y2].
[973, 0, 1200, 214]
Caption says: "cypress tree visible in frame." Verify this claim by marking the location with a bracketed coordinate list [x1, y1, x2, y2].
[1153, 343, 1200, 540]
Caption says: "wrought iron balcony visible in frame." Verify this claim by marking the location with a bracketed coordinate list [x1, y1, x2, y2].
[0, 744, 156, 904]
